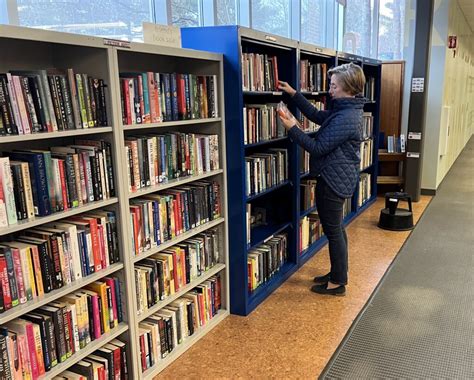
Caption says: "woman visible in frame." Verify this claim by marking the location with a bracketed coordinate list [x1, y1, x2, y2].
[278, 62, 366, 296]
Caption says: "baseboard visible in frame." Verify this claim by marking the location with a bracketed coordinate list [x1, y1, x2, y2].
[421, 188, 436, 195]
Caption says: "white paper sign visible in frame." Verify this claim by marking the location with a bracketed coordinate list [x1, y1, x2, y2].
[411, 77, 424, 92]
[407, 152, 420, 158]
[408, 132, 422, 140]
[143, 22, 181, 48]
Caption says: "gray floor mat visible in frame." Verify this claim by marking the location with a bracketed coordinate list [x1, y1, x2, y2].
[321, 137, 474, 379]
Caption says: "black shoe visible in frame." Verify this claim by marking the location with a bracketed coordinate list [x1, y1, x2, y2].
[310, 283, 346, 296]
[313, 273, 331, 284]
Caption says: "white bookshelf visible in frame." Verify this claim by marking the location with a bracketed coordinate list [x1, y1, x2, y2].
[0, 24, 230, 378]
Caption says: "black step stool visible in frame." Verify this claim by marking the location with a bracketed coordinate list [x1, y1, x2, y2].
[378, 192, 414, 231]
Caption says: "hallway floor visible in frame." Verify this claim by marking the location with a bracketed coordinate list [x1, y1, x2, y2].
[155, 193, 432, 379]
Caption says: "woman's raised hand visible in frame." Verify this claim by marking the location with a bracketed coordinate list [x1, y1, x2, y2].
[278, 81, 296, 96]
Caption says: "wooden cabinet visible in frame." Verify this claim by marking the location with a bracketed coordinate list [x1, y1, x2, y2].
[378, 61, 405, 192]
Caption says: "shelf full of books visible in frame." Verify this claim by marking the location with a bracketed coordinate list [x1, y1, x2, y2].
[182, 27, 383, 316]
[0, 24, 229, 379]
[181, 26, 298, 316]
[112, 41, 229, 378]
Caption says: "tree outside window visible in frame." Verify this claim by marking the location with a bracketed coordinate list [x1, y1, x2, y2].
[301, 0, 325, 47]
[251, 0, 291, 38]
[17, 0, 152, 41]
[378, 0, 405, 60]
[342, 0, 373, 57]
[216, 0, 238, 25]
[170, 0, 201, 27]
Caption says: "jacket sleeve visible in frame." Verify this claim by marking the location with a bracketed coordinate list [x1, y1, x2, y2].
[288, 116, 355, 158]
[291, 92, 331, 125]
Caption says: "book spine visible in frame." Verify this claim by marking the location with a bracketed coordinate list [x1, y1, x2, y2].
[0, 158, 18, 225]
[0, 75, 18, 134]
[59, 75, 75, 129]
[47, 74, 65, 130]
[12, 75, 32, 134]
[87, 76, 98, 127]
[28, 76, 47, 132]
[5, 73, 24, 134]
[39, 70, 58, 131]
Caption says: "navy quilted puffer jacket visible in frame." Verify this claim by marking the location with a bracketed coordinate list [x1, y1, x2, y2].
[288, 92, 366, 198]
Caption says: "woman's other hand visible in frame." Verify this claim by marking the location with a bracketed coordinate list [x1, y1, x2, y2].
[277, 109, 299, 131]
[278, 81, 296, 96]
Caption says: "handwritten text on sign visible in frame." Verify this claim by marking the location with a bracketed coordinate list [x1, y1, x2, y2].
[143, 22, 181, 48]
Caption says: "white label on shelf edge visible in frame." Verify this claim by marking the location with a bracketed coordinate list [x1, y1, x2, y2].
[103, 38, 131, 48]
[407, 152, 420, 158]
[408, 132, 422, 140]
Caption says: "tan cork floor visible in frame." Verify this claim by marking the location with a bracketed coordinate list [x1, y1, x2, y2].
[155, 195, 432, 379]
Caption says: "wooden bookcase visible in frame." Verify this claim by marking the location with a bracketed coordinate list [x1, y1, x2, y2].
[0, 25, 229, 379]
[377, 61, 406, 192]
[182, 27, 382, 316]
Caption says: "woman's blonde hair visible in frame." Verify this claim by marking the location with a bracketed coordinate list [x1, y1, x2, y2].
[327, 62, 366, 96]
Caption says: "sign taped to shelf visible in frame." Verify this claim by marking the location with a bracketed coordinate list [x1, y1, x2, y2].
[103, 38, 131, 49]
[411, 77, 424, 92]
[143, 22, 181, 48]
[408, 132, 422, 140]
[406, 152, 420, 158]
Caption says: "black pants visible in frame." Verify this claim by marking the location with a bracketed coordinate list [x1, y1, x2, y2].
[315, 177, 348, 285]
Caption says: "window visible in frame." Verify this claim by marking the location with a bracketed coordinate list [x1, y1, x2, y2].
[216, 0, 238, 25]
[301, 0, 326, 46]
[342, 0, 374, 57]
[170, 0, 201, 27]
[17, 0, 153, 41]
[251, 0, 291, 38]
[378, 0, 405, 60]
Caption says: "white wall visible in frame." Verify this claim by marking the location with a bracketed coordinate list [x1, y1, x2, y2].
[401, 0, 473, 192]
[436, 0, 474, 185]
[421, 0, 450, 191]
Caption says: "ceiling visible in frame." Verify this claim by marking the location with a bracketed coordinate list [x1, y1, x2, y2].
[457, 0, 474, 32]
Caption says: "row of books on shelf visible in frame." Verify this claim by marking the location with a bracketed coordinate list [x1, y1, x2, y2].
[0, 70, 108, 136]
[244, 204, 266, 246]
[243, 104, 286, 145]
[386, 134, 406, 153]
[119, 73, 218, 125]
[50, 339, 128, 380]
[241, 52, 279, 92]
[360, 139, 373, 170]
[299, 61, 328, 92]
[245, 149, 288, 197]
[362, 112, 373, 140]
[0, 139, 115, 227]
[301, 179, 317, 211]
[0, 210, 119, 313]
[299, 100, 325, 133]
[0, 276, 123, 378]
[247, 233, 288, 292]
[124, 132, 219, 193]
[343, 198, 352, 219]
[364, 77, 376, 101]
[135, 229, 220, 314]
[300, 149, 310, 174]
[138, 274, 222, 372]
[358, 173, 372, 207]
[129, 180, 221, 256]
[299, 212, 322, 253]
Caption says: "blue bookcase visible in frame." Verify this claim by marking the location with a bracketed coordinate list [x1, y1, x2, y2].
[182, 26, 382, 316]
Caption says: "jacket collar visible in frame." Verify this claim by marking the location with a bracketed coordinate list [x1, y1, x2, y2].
[332, 96, 367, 110]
